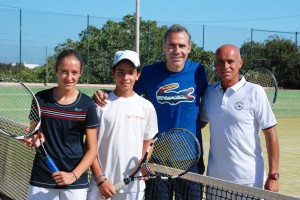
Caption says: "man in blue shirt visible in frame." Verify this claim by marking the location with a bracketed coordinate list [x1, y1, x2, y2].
[94, 24, 208, 199]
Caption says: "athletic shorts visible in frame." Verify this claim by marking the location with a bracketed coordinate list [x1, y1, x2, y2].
[27, 185, 87, 200]
[87, 185, 144, 200]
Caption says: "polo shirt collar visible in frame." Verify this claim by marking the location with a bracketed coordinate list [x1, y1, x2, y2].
[231, 75, 246, 91]
[214, 75, 246, 92]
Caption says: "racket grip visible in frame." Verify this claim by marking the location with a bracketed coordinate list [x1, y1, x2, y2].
[114, 180, 126, 192]
[44, 155, 59, 172]
[114, 177, 135, 191]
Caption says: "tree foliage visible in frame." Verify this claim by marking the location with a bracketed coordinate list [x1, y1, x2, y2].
[1, 15, 299, 88]
[241, 36, 300, 88]
[45, 14, 214, 84]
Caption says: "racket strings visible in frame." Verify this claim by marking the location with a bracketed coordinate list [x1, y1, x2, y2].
[0, 80, 40, 137]
[244, 68, 278, 105]
[149, 129, 200, 177]
[245, 70, 274, 88]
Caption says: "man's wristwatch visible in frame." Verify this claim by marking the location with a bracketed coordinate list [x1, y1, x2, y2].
[268, 172, 280, 180]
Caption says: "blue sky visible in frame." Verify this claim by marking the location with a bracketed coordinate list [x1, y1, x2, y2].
[0, 0, 300, 64]
[1, 0, 299, 31]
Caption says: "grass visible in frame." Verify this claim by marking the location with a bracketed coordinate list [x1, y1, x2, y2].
[76, 87, 299, 198]
[272, 90, 300, 118]
[1, 85, 299, 198]
[27, 86, 300, 197]
[202, 117, 300, 198]
[201, 89, 300, 198]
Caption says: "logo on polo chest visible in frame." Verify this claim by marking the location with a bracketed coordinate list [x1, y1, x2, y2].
[156, 83, 195, 105]
[234, 101, 244, 110]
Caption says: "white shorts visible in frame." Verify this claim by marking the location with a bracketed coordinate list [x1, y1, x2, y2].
[87, 185, 144, 200]
[27, 185, 87, 200]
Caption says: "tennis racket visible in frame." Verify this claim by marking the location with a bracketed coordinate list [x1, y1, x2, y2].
[114, 128, 201, 191]
[243, 67, 278, 106]
[0, 78, 59, 172]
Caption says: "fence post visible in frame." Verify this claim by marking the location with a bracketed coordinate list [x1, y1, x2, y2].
[250, 28, 253, 68]
[19, 9, 22, 78]
[296, 32, 298, 48]
[202, 25, 205, 50]
[86, 15, 90, 84]
[135, 0, 140, 56]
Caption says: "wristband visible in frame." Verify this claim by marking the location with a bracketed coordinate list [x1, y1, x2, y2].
[71, 171, 78, 180]
[95, 174, 105, 182]
[97, 178, 107, 187]
[268, 172, 279, 180]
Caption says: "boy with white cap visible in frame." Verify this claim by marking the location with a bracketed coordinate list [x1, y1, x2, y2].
[87, 50, 158, 200]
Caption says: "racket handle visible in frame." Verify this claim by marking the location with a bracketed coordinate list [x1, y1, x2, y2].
[44, 155, 59, 172]
[114, 180, 126, 192]
[114, 178, 133, 192]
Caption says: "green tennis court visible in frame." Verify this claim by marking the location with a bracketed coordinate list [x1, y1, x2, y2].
[202, 89, 300, 198]
[0, 86, 299, 199]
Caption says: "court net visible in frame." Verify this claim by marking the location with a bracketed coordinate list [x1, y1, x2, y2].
[0, 132, 34, 200]
[145, 166, 299, 200]
[0, 133, 299, 200]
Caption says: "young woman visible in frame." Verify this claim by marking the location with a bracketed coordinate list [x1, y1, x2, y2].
[27, 49, 99, 200]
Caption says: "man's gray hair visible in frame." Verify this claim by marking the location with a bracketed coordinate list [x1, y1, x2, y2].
[163, 24, 192, 45]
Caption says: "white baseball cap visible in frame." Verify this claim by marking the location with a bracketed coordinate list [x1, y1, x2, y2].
[113, 50, 140, 68]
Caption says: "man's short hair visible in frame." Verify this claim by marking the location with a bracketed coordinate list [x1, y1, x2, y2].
[163, 24, 192, 45]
